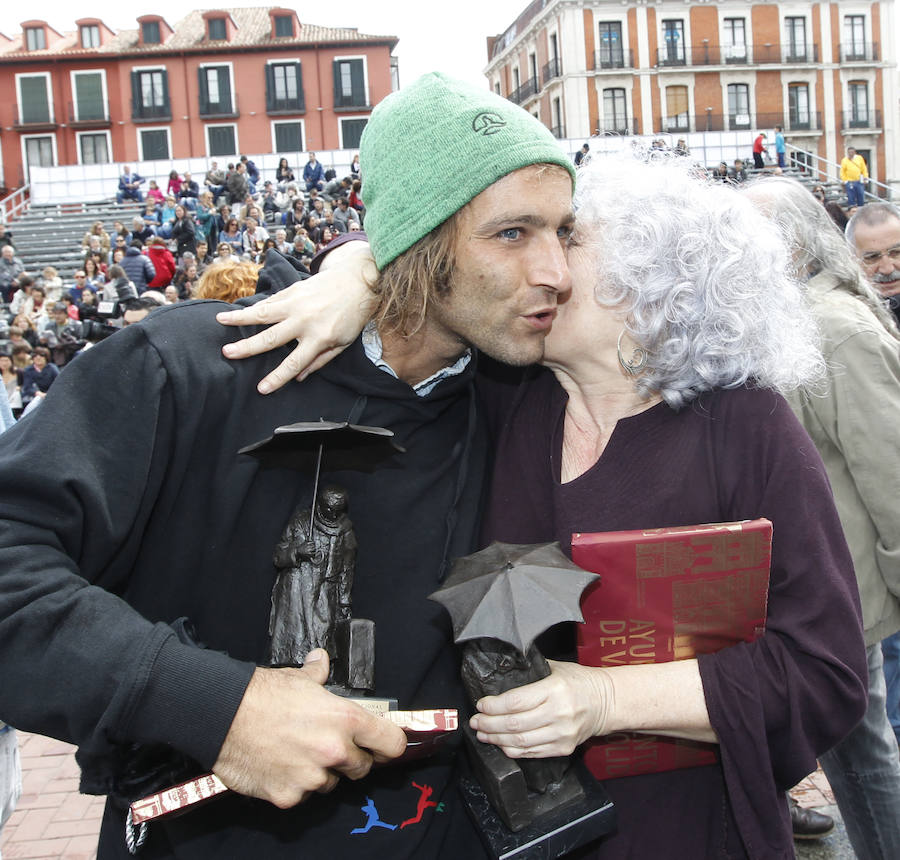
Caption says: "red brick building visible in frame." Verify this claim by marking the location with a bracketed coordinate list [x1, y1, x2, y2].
[485, 1, 896, 186]
[0, 7, 398, 189]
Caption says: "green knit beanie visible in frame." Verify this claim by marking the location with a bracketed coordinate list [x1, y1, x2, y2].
[360, 71, 575, 270]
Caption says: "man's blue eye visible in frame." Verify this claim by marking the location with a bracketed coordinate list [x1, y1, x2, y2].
[498, 228, 520, 240]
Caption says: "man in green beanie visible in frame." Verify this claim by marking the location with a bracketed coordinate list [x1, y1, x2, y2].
[0, 72, 574, 859]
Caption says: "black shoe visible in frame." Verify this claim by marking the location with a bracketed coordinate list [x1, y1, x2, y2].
[789, 796, 834, 840]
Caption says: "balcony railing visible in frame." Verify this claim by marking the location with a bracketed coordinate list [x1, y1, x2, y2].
[13, 107, 56, 129]
[333, 91, 369, 110]
[664, 116, 690, 133]
[656, 42, 819, 67]
[592, 49, 634, 70]
[549, 124, 565, 139]
[131, 99, 172, 121]
[542, 58, 561, 85]
[686, 111, 823, 134]
[839, 42, 879, 63]
[199, 94, 239, 119]
[68, 100, 110, 125]
[599, 118, 639, 136]
[843, 110, 882, 129]
[508, 76, 538, 105]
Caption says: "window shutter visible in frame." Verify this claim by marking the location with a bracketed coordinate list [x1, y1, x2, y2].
[219, 67, 232, 112]
[295, 63, 305, 112]
[198, 67, 209, 113]
[351, 60, 364, 104]
[265, 64, 275, 111]
[160, 69, 170, 114]
[131, 70, 141, 116]
[332, 60, 342, 105]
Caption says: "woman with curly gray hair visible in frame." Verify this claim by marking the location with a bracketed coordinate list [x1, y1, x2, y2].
[217, 155, 867, 859]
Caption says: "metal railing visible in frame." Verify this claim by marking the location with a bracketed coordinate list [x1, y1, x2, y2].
[542, 58, 561, 85]
[508, 76, 539, 105]
[842, 110, 882, 129]
[12, 108, 56, 128]
[199, 94, 240, 119]
[131, 99, 172, 121]
[0, 184, 31, 224]
[592, 49, 634, 70]
[656, 42, 819, 67]
[785, 143, 892, 201]
[68, 100, 110, 124]
[549, 124, 566, 140]
[599, 118, 640, 136]
[838, 42, 879, 63]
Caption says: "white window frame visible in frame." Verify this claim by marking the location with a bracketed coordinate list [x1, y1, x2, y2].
[720, 16, 748, 61]
[69, 69, 109, 122]
[783, 15, 810, 60]
[270, 119, 306, 154]
[25, 27, 46, 51]
[199, 61, 235, 113]
[80, 24, 100, 49]
[595, 18, 627, 67]
[204, 122, 239, 158]
[15, 71, 54, 125]
[20, 133, 58, 176]
[131, 64, 169, 113]
[266, 57, 303, 110]
[338, 115, 369, 150]
[659, 17, 690, 64]
[333, 55, 370, 107]
[75, 130, 112, 165]
[136, 125, 172, 161]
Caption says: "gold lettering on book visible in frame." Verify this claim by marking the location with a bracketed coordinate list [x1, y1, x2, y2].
[595, 620, 656, 665]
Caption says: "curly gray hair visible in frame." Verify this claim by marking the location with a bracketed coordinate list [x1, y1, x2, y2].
[573, 155, 825, 408]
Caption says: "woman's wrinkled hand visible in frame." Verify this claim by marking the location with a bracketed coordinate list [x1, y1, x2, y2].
[468, 660, 613, 759]
[216, 242, 378, 394]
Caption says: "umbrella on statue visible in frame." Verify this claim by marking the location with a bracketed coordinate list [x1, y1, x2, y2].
[239, 419, 405, 531]
[429, 541, 599, 654]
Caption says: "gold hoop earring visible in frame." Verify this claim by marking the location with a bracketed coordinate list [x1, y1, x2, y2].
[617, 330, 647, 376]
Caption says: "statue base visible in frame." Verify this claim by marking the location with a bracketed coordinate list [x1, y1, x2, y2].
[460, 725, 615, 858]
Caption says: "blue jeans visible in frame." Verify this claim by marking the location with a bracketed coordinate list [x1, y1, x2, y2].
[846, 181, 865, 207]
[777, 151, 785, 168]
[820, 643, 900, 860]
[882, 631, 900, 745]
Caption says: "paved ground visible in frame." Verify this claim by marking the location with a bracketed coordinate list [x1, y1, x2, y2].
[0, 732, 855, 859]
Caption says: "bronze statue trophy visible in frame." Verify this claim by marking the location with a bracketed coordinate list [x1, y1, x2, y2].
[431, 542, 616, 859]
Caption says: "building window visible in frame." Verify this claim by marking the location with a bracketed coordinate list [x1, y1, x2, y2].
[25, 27, 46, 51]
[788, 83, 810, 129]
[79, 132, 109, 164]
[199, 66, 233, 116]
[550, 33, 559, 63]
[340, 118, 368, 150]
[844, 15, 866, 60]
[723, 18, 746, 61]
[849, 81, 869, 126]
[273, 121, 303, 152]
[73, 72, 105, 121]
[513, 67, 520, 92]
[266, 62, 305, 113]
[597, 22, 624, 68]
[141, 21, 161, 45]
[552, 97, 563, 138]
[80, 25, 100, 49]
[665, 85, 689, 131]
[139, 128, 169, 160]
[18, 75, 51, 124]
[603, 87, 628, 133]
[333, 59, 367, 108]
[274, 15, 293, 37]
[494, 82, 500, 95]
[207, 124, 237, 157]
[131, 69, 170, 120]
[785, 17, 807, 62]
[207, 18, 227, 41]
[528, 53, 538, 86]
[727, 83, 750, 129]
[23, 136, 54, 176]
[662, 20, 685, 65]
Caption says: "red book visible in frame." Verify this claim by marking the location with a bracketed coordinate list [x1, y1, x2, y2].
[572, 519, 771, 780]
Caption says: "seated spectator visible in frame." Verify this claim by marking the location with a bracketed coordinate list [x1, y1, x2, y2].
[22, 287, 48, 332]
[204, 161, 226, 203]
[195, 240, 212, 270]
[99, 264, 131, 303]
[8, 275, 34, 318]
[42, 303, 73, 340]
[261, 185, 281, 224]
[156, 196, 178, 239]
[322, 175, 351, 203]
[240, 155, 259, 193]
[178, 172, 200, 210]
[166, 170, 182, 199]
[82, 257, 106, 290]
[284, 198, 306, 240]
[116, 165, 144, 203]
[112, 220, 131, 243]
[275, 182, 298, 213]
[241, 217, 269, 261]
[194, 192, 218, 247]
[193, 257, 258, 303]
[303, 150, 324, 192]
[0, 351, 22, 419]
[111, 248, 126, 267]
[315, 226, 334, 253]
[20, 346, 58, 408]
[350, 153, 360, 177]
[0, 246, 25, 303]
[291, 228, 315, 258]
[88, 252, 108, 280]
[348, 179, 364, 222]
[147, 180, 165, 207]
[306, 215, 322, 246]
[219, 218, 243, 254]
[77, 288, 101, 323]
[712, 162, 730, 182]
[173, 262, 199, 299]
[39, 267, 63, 304]
[143, 200, 161, 226]
[131, 216, 155, 246]
[67, 271, 97, 305]
[145, 238, 175, 291]
[122, 296, 163, 327]
[215, 241, 234, 261]
[11, 342, 32, 373]
[729, 158, 748, 184]
[122, 240, 157, 294]
[109, 234, 129, 264]
[171, 205, 197, 259]
[275, 158, 295, 191]
[308, 197, 328, 224]
[164, 285, 180, 304]
[273, 228, 292, 255]
[332, 197, 359, 233]
[81, 221, 111, 256]
[0, 223, 14, 250]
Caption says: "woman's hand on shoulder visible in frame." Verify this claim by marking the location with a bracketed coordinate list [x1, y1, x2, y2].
[468, 660, 612, 759]
[216, 241, 378, 394]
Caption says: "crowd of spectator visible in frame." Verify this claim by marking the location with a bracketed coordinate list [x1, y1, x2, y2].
[0, 150, 364, 418]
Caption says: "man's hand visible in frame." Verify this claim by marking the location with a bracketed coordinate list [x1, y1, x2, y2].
[212, 650, 407, 808]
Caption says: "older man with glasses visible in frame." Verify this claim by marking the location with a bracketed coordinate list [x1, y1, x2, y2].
[847, 202, 900, 324]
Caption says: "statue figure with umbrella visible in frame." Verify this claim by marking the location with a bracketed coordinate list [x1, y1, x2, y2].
[431, 541, 616, 857]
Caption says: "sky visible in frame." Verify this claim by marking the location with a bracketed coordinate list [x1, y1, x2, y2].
[0, 2, 531, 88]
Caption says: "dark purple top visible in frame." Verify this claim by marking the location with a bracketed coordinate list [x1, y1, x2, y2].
[481, 368, 867, 859]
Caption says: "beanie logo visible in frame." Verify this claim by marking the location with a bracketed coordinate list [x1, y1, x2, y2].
[471, 112, 507, 136]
